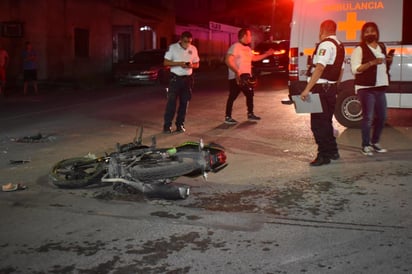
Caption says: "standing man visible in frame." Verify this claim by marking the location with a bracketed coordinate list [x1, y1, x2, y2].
[23, 41, 38, 95]
[163, 31, 200, 134]
[224, 28, 274, 124]
[0, 43, 9, 96]
[300, 20, 345, 166]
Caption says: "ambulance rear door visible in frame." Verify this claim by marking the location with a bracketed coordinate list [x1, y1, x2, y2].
[289, 0, 403, 85]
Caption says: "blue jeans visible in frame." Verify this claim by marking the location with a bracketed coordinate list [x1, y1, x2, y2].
[358, 88, 387, 147]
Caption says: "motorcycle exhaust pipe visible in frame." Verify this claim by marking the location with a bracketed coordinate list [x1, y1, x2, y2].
[101, 175, 190, 200]
[143, 184, 190, 200]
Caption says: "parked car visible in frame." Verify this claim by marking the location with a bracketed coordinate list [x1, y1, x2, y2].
[252, 40, 289, 76]
[113, 49, 170, 85]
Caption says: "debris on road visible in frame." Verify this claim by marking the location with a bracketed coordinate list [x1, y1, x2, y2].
[12, 133, 56, 143]
[9, 160, 31, 165]
[1, 183, 27, 192]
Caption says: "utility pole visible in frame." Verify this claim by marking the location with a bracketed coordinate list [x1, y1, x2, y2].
[271, 0, 277, 40]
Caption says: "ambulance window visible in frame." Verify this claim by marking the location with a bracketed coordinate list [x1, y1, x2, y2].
[403, 1, 412, 43]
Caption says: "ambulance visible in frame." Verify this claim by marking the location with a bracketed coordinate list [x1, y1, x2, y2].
[286, 0, 412, 127]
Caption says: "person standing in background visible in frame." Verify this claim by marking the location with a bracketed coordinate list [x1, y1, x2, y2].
[22, 41, 38, 95]
[350, 22, 392, 156]
[0, 43, 9, 96]
[163, 31, 200, 134]
[224, 28, 274, 125]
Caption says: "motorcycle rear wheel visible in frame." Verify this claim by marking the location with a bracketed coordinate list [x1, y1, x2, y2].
[131, 158, 197, 182]
[49, 157, 106, 188]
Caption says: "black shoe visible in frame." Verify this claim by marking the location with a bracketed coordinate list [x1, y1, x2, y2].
[247, 113, 261, 121]
[330, 153, 340, 160]
[163, 127, 172, 134]
[225, 116, 238, 125]
[310, 156, 330, 166]
[176, 125, 186, 133]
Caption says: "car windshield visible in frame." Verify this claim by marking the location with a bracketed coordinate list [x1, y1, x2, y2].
[255, 41, 289, 52]
[132, 51, 164, 65]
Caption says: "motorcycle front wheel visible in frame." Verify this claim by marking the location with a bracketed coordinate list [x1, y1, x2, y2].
[49, 157, 106, 188]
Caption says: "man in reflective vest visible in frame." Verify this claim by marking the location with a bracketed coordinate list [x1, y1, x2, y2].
[300, 20, 345, 166]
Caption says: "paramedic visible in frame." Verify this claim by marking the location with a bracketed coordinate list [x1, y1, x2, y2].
[300, 19, 345, 166]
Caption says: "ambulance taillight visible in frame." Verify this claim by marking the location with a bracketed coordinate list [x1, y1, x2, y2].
[289, 47, 299, 81]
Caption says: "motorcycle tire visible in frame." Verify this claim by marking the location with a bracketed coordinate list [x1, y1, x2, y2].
[131, 158, 197, 182]
[49, 157, 106, 189]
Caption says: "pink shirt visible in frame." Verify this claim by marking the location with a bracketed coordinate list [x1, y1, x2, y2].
[227, 42, 253, 80]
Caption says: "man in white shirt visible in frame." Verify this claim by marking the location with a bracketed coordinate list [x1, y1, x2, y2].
[163, 31, 200, 133]
[224, 28, 274, 124]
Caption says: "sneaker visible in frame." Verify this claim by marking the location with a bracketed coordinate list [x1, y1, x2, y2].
[163, 127, 172, 134]
[371, 143, 387, 153]
[247, 113, 261, 121]
[176, 125, 186, 133]
[361, 146, 374, 156]
[224, 116, 238, 125]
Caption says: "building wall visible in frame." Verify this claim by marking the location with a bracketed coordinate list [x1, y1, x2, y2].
[0, 0, 175, 87]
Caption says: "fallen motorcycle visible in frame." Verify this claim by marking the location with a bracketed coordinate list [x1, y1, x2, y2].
[49, 127, 227, 199]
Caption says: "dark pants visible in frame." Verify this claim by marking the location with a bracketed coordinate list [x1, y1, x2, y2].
[163, 74, 193, 128]
[358, 87, 387, 147]
[225, 79, 254, 117]
[23, 69, 38, 81]
[310, 83, 338, 159]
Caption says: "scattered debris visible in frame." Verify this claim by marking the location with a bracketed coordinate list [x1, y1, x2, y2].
[2, 183, 27, 192]
[84, 152, 97, 159]
[12, 133, 56, 143]
[9, 160, 31, 165]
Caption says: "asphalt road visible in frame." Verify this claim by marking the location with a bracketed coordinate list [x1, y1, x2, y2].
[0, 68, 412, 274]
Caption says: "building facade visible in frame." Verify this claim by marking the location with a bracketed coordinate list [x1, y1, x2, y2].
[0, 0, 175, 87]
